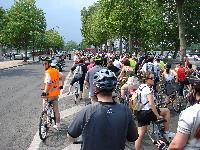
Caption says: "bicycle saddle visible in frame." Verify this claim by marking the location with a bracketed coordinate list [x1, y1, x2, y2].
[155, 118, 166, 124]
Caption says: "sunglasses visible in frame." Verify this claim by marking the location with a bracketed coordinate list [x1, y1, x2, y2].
[147, 77, 154, 80]
[43, 62, 49, 66]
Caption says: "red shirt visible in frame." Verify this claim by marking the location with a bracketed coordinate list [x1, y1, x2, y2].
[177, 67, 186, 81]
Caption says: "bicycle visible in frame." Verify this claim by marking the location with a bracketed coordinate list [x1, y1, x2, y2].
[157, 82, 187, 113]
[39, 99, 56, 141]
[147, 118, 171, 150]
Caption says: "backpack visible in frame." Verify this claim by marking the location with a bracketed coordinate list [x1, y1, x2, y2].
[130, 85, 148, 113]
[74, 65, 83, 79]
[146, 63, 154, 72]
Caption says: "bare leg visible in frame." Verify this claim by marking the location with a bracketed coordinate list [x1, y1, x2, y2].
[135, 125, 147, 150]
[53, 103, 60, 124]
[160, 108, 170, 131]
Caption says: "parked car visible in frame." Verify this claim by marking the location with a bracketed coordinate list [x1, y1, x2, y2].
[14, 53, 23, 60]
[21, 52, 31, 60]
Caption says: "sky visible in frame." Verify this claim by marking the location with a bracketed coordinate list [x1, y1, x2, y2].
[0, 0, 97, 43]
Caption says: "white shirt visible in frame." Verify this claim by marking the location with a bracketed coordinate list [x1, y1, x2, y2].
[164, 71, 174, 81]
[113, 59, 121, 69]
[177, 103, 200, 150]
[141, 62, 154, 73]
[136, 84, 152, 110]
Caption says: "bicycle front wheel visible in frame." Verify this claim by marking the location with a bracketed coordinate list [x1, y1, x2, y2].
[147, 123, 159, 144]
[172, 96, 181, 113]
[39, 111, 48, 141]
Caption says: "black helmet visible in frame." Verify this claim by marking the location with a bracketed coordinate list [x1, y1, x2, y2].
[41, 56, 52, 63]
[93, 68, 117, 90]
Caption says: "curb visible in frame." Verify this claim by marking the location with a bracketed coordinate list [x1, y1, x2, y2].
[0, 61, 39, 71]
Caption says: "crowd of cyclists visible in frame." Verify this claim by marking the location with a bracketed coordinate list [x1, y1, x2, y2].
[41, 50, 200, 150]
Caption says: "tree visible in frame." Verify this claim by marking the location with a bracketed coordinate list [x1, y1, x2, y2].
[65, 40, 77, 51]
[44, 29, 64, 53]
[176, 0, 186, 61]
[80, 39, 88, 50]
[1, 0, 46, 61]
[0, 7, 6, 45]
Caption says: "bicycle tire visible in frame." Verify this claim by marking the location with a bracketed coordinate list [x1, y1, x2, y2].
[147, 123, 159, 143]
[172, 95, 181, 113]
[39, 111, 48, 141]
[50, 111, 56, 125]
[74, 86, 79, 104]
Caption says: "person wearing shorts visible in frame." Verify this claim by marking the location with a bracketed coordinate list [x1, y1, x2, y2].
[41, 57, 64, 130]
[135, 71, 175, 150]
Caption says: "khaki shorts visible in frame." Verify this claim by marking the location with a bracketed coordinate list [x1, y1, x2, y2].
[43, 96, 58, 110]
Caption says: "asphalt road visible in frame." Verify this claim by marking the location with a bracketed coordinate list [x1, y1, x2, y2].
[0, 60, 179, 150]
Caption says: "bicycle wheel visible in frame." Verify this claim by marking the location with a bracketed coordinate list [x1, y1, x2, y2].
[50, 111, 56, 125]
[172, 96, 181, 113]
[74, 86, 79, 104]
[39, 111, 48, 141]
[147, 123, 159, 143]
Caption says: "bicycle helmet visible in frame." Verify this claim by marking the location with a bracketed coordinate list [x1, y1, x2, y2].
[93, 68, 117, 90]
[41, 56, 52, 63]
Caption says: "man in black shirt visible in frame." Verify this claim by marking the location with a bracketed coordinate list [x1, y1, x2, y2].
[107, 59, 120, 76]
[67, 68, 138, 150]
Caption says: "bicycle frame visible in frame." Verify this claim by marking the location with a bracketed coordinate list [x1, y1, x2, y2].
[74, 81, 79, 104]
[147, 119, 170, 148]
[39, 100, 56, 141]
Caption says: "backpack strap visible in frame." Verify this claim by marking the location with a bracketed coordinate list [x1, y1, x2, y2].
[138, 85, 149, 108]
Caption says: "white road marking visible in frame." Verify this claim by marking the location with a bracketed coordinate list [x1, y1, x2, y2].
[62, 144, 81, 150]
[28, 105, 83, 150]
[28, 70, 83, 150]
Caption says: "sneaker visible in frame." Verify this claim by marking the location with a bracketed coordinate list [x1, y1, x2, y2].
[165, 131, 175, 138]
[53, 124, 60, 131]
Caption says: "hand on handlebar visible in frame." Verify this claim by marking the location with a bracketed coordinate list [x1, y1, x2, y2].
[157, 115, 163, 120]
[155, 140, 168, 150]
[41, 92, 48, 97]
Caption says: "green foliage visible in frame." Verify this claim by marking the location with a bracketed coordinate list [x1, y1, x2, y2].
[65, 40, 78, 51]
[80, 39, 88, 50]
[0, 7, 6, 45]
[1, 0, 46, 50]
[44, 29, 64, 50]
[81, 0, 199, 59]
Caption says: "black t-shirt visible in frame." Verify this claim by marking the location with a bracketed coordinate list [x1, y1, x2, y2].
[67, 102, 138, 150]
[107, 65, 120, 75]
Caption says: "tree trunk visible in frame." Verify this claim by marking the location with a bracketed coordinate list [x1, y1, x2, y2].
[173, 42, 179, 59]
[23, 49, 27, 62]
[176, 0, 186, 62]
[119, 35, 123, 55]
[32, 34, 35, 61]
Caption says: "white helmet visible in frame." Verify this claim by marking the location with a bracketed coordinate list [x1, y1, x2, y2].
[51, 59, 57, 67]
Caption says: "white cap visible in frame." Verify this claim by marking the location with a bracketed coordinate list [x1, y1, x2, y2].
[51, 60, 57, 67]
